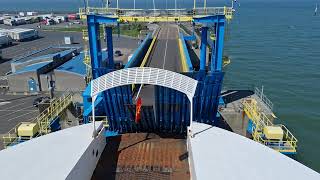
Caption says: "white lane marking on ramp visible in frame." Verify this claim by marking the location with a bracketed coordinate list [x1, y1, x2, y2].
[162, 27, 170, 69]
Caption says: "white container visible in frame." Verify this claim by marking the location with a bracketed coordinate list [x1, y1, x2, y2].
[3, 19, 15, 26]
[64, 36, 74, 44]
[19, 12, 25, 17]
[7, 28, 38, 41]
[27, 12, 38, 16]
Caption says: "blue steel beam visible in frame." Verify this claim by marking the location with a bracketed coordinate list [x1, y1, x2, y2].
[210, 28, 217, 71]
[214, 21, 225, 71]
[87, 15, 117, 79]
[200, 27, 208, 71]
[87, 21, 101, 79]
[87, 15, 118, 24]
[193, 15, 225, 25]
[105, 26, 114, 68]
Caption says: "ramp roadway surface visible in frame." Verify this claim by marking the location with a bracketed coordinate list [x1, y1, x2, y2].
[139, 24, 182, 105]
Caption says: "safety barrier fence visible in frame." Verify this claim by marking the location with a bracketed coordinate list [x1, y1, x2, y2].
[254, 87, 274, 111]
[88, 116, 109, 128]
[82, 30, 92, 84]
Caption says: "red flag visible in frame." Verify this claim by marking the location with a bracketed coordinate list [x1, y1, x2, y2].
[135, 97, 142, 123]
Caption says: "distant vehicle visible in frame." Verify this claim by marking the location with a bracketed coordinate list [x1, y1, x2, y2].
[0, 35, 12, 47]
[73, 21, 81, 25]
[3, 19, 16, 26]
[115, 50, 122, 57]
[33, 96, 50, 107]
[114, 60, 124, 70]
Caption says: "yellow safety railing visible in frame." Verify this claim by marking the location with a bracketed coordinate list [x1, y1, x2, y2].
[82, 29, 89, 41]
[38, 93, 73, 134]
[253, 124, 298, 153]
[2, 93, 73, 148]
[82, 29, 92, 84]
[79, 7, 234, 21]
[243, 98, 298, 153]
[88, 116, 109, 128]
[243, 99, 273, 126]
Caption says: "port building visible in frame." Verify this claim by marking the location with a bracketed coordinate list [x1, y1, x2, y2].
[7, 46, 88, 93]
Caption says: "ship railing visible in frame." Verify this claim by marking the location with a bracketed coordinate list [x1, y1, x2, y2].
[2, 123, 21, 148]
[244, 99, 276, 129]
[254, 87, 274, 111]
[88, 116, 109, 128]
[253, 125, 298, 153]
[79, 7, 233, 19]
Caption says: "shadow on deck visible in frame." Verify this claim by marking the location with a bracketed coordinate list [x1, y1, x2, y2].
[221, 90, 254, 104]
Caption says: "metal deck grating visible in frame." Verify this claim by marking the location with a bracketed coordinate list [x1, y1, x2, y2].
[91, 133, 190, 180]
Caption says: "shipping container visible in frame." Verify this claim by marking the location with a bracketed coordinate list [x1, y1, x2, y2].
[19, 12, 25, 17]
[64, 36, 74, 45]
[67, 14, 79, 20]
[6, 28, 38, 41]
[27, 12, 38, 16]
